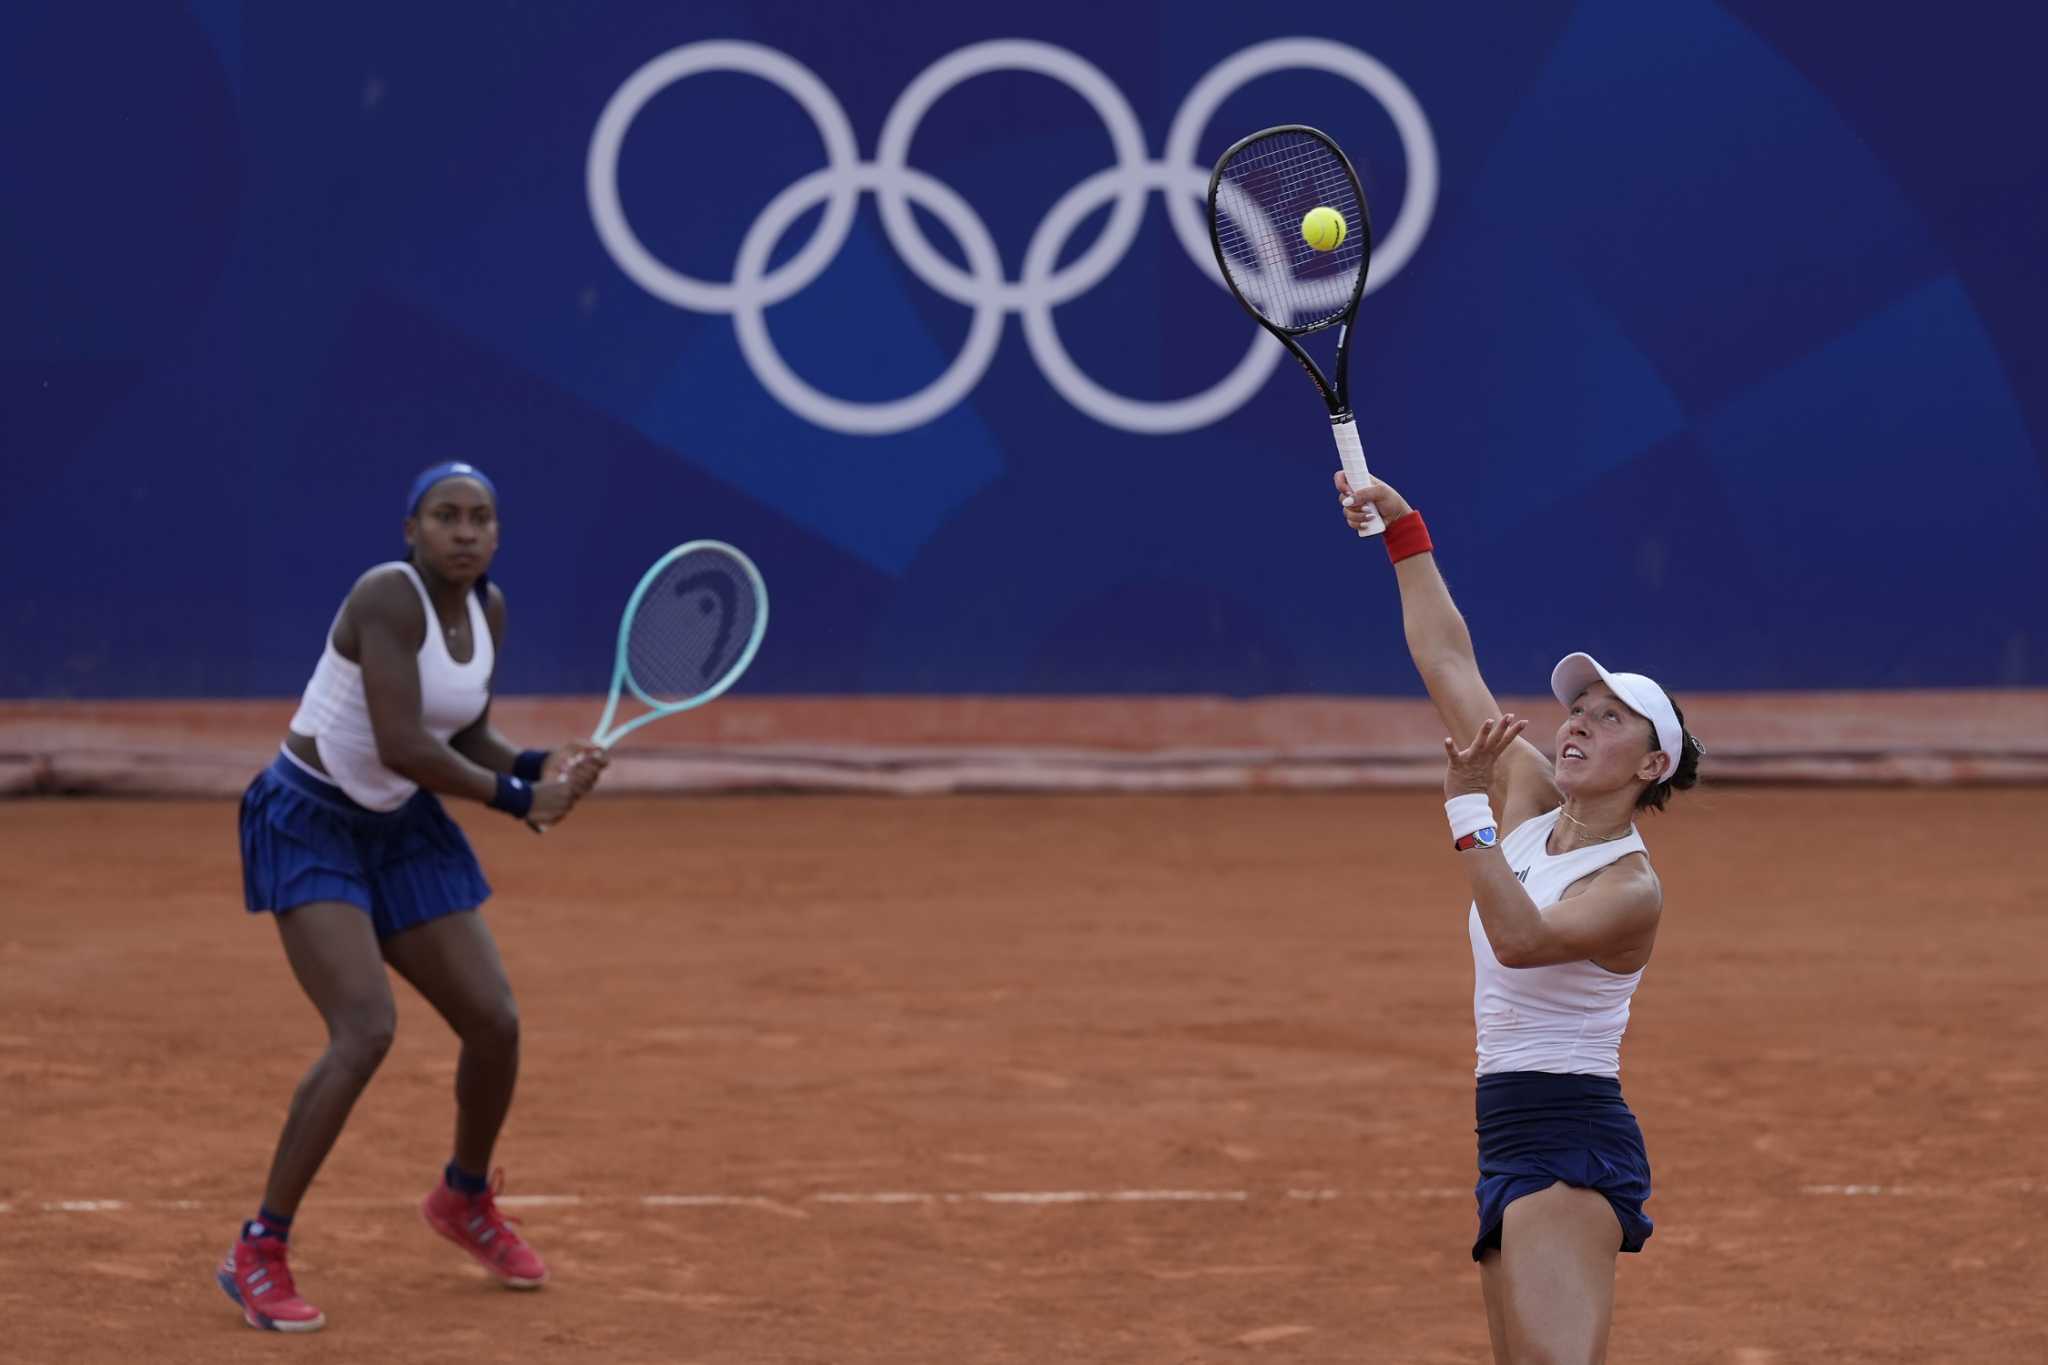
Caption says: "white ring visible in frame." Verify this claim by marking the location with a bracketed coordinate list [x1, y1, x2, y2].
[731, 167, 1007, 436]
[874, 40, 1152, 312]
[1018, 163, 1286, 435]
[587, 41, 862, 312]
[1162, 37, 1439, 297]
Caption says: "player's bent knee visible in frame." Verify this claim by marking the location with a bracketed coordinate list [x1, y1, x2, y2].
[462, 998, 519, 1053]
[329, 1005, 396, 1073]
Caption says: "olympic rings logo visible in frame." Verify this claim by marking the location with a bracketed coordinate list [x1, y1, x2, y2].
[587, 38, 1438, 436]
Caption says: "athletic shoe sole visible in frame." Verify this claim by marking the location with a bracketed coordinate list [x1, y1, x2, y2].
[216, 1264, 327, 1332]
[419, 1205, 549, 1289]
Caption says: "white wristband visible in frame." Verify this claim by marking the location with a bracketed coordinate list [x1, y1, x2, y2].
[1445, 794, 1496, 841]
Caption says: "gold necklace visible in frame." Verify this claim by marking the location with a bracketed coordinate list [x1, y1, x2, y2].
[1556, 804, 1631, 845]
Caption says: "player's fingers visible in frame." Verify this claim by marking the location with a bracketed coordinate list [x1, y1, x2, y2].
[1339, 478, 1381, 512]
[1481, 718, 1515, 760]
[1334, 469, 1353, 496]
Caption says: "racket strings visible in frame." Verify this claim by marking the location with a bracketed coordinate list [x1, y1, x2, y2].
[1213, 131, 1365, 330]
[624, 549, 762, 704]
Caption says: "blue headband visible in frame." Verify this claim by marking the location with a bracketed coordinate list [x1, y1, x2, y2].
[405, 461, 497, 517]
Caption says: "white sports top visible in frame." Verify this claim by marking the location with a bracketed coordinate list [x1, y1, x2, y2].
[286, 562, 493, 811]
[1469, 807, 1650, 1079]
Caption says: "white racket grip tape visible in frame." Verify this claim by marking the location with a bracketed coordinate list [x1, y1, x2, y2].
[1331, 418, 1385, 538]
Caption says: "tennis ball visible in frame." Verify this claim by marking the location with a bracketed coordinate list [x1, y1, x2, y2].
[1302, 206, 1347, 252]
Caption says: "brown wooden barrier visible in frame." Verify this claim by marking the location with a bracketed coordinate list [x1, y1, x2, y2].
[4, 691, 2044, 795]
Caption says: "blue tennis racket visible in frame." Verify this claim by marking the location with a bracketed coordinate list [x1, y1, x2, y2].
[590, 539, 769, 748]
[533, 541, 767, 830]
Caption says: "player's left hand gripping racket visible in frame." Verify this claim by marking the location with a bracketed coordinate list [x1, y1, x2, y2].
[1207, 125, 1383, 537]
[534, 540, 768, 830]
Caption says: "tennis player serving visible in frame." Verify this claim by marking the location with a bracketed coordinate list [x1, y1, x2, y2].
[218, 462, 607, 1332]
[1336, 470, 1702, 1364]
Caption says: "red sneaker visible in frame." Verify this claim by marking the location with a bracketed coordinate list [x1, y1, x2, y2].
[421, 1169, 549, 1288]
[216, 1232, 326, 1332]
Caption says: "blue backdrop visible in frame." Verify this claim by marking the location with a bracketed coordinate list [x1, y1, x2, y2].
[6, 1, 2045, 698]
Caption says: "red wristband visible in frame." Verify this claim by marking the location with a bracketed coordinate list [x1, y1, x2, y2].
[1384, 510, 1433, 564]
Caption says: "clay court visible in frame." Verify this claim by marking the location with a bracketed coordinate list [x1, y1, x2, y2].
[4, 786, 2041, 1363]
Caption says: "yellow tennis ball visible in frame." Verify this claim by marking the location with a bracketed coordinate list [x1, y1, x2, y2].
[1301, 205, 1347, 252]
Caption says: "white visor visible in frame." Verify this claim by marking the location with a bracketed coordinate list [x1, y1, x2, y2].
[1550, 653, 1684, 785]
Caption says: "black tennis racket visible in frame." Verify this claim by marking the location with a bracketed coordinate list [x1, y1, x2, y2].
[1207, 125, 1383, 537]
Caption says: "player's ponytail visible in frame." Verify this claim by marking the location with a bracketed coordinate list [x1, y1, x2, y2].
[1636, 698, 1702, 813]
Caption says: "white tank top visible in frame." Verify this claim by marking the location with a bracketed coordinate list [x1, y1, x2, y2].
[286, 562, 493, 811]
[1469, 807, 1650, 1079]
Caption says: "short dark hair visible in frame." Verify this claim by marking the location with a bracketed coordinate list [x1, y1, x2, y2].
[1635, 695, 1701, 813]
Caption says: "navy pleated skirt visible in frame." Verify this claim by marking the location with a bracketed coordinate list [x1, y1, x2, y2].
[1473, 1071, 1653, 1260]
[239, 753, 491, 939]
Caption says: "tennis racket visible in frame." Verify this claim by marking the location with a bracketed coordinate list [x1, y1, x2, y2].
[1206, 125, 1383, 537]
[533, 540, 768, 829]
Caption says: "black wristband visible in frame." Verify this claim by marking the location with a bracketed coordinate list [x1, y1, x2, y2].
[488, 773, 535, 819]
[512, 749, 550, 783]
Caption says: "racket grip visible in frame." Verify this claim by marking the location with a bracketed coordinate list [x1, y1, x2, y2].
[527, 744, 608, 835]
[1331, 418, 1386, 538]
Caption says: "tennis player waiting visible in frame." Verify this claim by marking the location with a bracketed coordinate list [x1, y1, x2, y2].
[1336, 470, 1702, 1365]
[219, 463, 608, 1332]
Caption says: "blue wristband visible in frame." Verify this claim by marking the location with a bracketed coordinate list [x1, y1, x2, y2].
[512, 749, 550, 783]
[489, 773, 534, 819]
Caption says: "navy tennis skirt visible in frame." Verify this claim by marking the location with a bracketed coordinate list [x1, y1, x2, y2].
[239, 753, 491, 939]
[1473, 1071, 1654, 1260]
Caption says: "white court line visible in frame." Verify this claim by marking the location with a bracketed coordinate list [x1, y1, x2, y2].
[980, 1190, 1249, 1205]
[1107, 1190, 1248, 1204]
[811, 1189, 1321, 1206]
[1, 1183, 2034, 1216]
[14, 1188, 1349, 1214]
[1797, 1183, 2046, 1197]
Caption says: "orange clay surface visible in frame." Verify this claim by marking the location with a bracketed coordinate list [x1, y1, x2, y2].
[1, 788, 2043, 1363]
